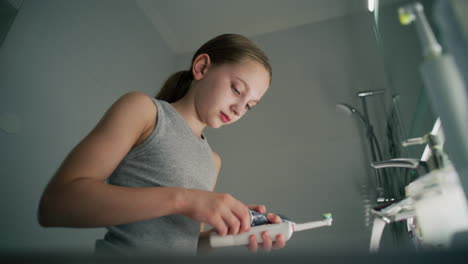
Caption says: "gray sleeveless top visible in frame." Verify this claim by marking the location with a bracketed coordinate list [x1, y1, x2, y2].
[95, 98, 217, 256]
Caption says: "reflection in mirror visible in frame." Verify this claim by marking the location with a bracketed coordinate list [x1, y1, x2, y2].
[370, 0, 468, 249]
[368, 0, 439, 245]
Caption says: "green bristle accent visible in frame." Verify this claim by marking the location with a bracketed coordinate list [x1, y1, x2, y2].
[322, 213, 332, 219]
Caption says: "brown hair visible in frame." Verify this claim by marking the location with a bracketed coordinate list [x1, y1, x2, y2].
[155, 33, 272, 103]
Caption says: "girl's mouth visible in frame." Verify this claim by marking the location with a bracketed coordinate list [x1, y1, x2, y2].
[220, 112, 231, 123]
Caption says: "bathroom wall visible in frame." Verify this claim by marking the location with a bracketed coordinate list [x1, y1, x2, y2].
[0, 0, 173, 251]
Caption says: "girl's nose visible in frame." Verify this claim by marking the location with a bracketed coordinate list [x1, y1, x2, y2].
[230, 104, 242, 117]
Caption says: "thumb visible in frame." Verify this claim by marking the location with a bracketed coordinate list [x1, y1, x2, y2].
[246, 204, 266, 214]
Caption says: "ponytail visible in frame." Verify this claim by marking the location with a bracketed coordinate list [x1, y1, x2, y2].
[155, 70, 193, 103]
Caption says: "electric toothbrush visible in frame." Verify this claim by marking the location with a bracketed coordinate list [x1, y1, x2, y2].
[209, 213, 333, 248]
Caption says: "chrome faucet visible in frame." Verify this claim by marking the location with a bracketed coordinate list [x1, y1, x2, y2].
[369, 197, 418, 252]
[370, 197, 415, 224]
[371, 132, 448, 176]
[371, 158, 429, 176]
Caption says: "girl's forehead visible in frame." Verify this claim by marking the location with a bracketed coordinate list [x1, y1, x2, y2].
[218, 60, 270, 82]
[226, 60, 270, 96]
[225, 59, 267, 71]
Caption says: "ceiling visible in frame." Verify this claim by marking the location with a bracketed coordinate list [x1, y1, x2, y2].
[135, 0, 404, 54]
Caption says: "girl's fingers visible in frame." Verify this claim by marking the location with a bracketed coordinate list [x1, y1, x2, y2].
[247, 204, 266, 214]
[247, 232, 286, 253]
[267, 213, 282, 224]
[232, 205, 251, 233]
[212, 216, 228, 236]
[222, 212, 241, 235]
[273, 234, 285, 249]
[261, 231, 272, 252]
[248, 234, 258, 252]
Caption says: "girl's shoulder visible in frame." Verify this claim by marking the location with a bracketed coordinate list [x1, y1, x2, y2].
[45, 92, 158, 185]
[116, 92, 158, 148]
[118, 91, 156, 108]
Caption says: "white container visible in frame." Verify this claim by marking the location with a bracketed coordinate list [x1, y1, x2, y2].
[405, 165, 468, 247]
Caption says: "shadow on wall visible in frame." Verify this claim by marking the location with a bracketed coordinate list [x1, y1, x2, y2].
[0, 0, 20, 47]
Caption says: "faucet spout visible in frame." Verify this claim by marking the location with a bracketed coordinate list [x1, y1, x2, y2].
[371, 197, 415, 223]
[371, 158, 424, 169]
[371, 158, 429, 175]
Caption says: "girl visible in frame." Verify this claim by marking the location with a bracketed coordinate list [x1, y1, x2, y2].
[38, 34, 286, 256]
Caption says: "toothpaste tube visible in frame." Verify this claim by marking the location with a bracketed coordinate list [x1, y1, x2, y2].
[249, 209, 291, 226]
[249, 210, 271, 226]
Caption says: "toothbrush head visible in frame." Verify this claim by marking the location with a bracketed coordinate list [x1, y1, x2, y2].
[322, 213, 333, 220]
[398, 8, 415, 25]
[398, 3, 423, 26]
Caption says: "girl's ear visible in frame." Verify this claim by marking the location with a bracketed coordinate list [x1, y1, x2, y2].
[192, 53, 211, 80]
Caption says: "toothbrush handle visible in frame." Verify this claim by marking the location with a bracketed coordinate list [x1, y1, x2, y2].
[209, 222, 294, 248]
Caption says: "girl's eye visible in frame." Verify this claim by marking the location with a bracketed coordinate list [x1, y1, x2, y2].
[232, 86, 241, 95]
[232, 85, 251, 110]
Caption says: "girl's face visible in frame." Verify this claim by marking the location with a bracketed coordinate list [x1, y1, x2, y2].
[193, 57, 270, 128]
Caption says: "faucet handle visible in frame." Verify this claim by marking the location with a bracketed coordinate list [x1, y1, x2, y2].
[402, 136, 428, 147]
[402, 133, 448, 170]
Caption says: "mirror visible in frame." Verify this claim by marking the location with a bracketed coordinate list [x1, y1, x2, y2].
[365, 0, 468, 246]
[371, 0, 438, 197]
[375, 0, 440, 154]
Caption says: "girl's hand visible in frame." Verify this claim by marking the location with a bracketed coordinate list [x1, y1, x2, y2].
[245, 206, 287, 253]
[247, 204, 266, 214]
[180, 189, 251, 236]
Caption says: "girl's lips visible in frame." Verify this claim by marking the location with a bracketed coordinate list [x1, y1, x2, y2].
[220, 112, 231, 123]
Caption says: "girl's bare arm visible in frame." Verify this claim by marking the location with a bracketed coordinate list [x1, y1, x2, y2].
[39, 92, 251, 236]
[38, 92, 187, 227]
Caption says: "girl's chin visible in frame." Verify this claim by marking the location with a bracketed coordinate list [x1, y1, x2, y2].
[210, 123, 223, 129]
[208, 120, 225, 129]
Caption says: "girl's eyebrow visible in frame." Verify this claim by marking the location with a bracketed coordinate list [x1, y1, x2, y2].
[234, 76, 260, 104]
